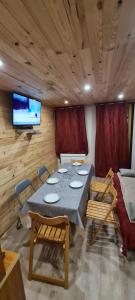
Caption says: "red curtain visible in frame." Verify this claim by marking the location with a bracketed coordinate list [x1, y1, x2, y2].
[95, 103, 130, 176]
[55, 106, 88, 156]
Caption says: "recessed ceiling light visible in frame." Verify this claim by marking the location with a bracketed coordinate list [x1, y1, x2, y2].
[84, 84, 91, 91]
[117, 93, 124, 100]
[0, 59, 4, 67]
[64, 100, 69, 105]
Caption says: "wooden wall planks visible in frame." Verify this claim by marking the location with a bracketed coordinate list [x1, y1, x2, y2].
[0, 1, 135, 105]
[0, 90, 57, 235]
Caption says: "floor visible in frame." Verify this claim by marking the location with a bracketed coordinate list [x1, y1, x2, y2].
[1, 216, 135, 300]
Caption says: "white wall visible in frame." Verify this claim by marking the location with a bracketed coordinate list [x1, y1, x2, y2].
[85, 105, 96, 165]
[131, 104, 135, 168]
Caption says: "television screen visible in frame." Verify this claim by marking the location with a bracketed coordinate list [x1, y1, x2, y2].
[12, 93, 41, 126]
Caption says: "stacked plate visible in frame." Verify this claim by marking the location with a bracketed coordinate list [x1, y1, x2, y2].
[72, 162, 82, 166]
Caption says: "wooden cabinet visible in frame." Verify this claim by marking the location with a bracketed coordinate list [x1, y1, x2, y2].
[0, 246, 6, 282]
[0, 250, 26, 300]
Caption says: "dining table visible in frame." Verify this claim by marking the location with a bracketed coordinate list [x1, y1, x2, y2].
[22, 163, 94, 229]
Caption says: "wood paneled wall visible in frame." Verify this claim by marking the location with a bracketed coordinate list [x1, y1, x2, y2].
[0, 91, 57, 236]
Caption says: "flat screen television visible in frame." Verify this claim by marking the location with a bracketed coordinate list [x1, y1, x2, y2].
[12, 93, 41, 126]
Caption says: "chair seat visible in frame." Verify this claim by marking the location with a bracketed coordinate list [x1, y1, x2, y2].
[37, 225, 66, 243]
[90, 181, 110, 193]
[86, 200, 116, 224]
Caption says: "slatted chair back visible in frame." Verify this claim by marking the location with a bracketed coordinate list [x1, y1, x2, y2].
[29, 211, 69, 241]
[100, 186, 117, 224]
[108, 185, 117, 207]
[86, 186, 119, 245]
[98, 186, 117, 229]
[92, 174, 114, 202]
[28, 211, 70, 288]
[105, 168, 114, 180]
[99, 176, 114, 200]
[37, 166, 50, 183]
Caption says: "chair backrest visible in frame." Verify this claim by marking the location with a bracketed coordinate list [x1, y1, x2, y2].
[29, 211, 69, 241]
[106, 168, 114, 180]
[15, 178, 34, 208]
[37, 166, 50, 183]
[99, 185, 117, 225]
[102, 168, 114, 186]
[95, 169, 114, 201]
[108, 185, 117, 208]
[71, 159, 87, 164]
[29, 211, 69, 225]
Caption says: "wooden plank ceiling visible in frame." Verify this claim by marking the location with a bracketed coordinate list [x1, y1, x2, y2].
[0, 0, 135, 106]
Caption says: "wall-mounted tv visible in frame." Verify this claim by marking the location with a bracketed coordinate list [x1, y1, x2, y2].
[12, 93, 41, 126]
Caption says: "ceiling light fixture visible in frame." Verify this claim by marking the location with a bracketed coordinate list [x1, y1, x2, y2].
[64, 100, 69, 105]
[117, 92, 124, 100]
[0, 59, 4, 67]
[84, 84, 91, 91]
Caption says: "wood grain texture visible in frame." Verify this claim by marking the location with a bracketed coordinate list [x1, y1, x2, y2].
[1, 210, 135, 300]
[0, 250, 26, 300]
[0, 0, 135, 106]
[0, 90, 57, 235]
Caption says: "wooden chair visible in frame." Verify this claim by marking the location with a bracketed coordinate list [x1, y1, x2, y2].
[37, 166, 50, 184]
[86, 185, 119, 245]
[90, 168, 114, 200]
[28, 211, 70, 289]
[71, 159, 87, 164]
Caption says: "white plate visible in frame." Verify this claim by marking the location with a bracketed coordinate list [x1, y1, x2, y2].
[72, 162, 82, 166]
[69, 181, 83, 188]
[77, 170, 88, 176]
[46, 177, 59, 184]
[58, 168, 68, 173]
[43, 193, 60, 203]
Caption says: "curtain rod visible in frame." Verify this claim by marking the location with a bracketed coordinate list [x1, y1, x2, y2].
[55, 102, 134, 110]
[55, 105, 83, 110]
[96, 101, 134, 106]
